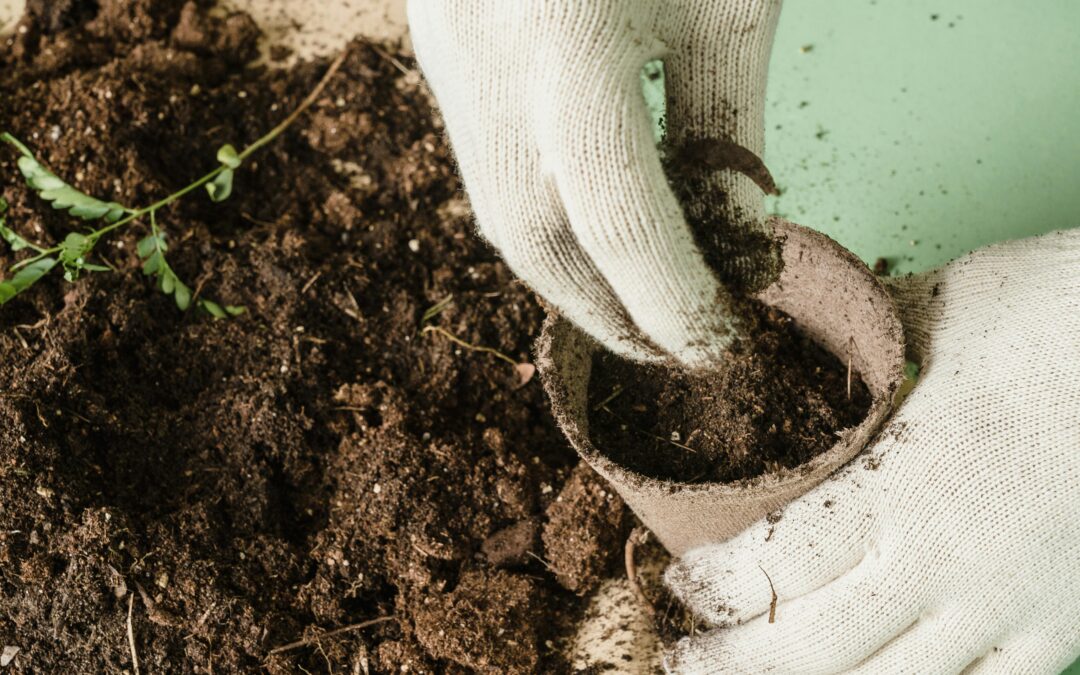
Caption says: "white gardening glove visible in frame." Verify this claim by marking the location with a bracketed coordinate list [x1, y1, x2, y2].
[408, 0, 782, 366]
[664, 229, 1080, 674]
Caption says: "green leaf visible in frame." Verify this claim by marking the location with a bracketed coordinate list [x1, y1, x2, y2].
[173, 279, 191, 311]
[0, 133, 32, 156]
[200, 299, 227, 318]
[199, 299, 246, 319]
[136, 232, 167, 258]
[142, 251, 162, 276]
[0, 222, 35, 252]
[134, 226, 237, 317]
[59, 232, 91, 260]
[205, 169, 234, 202]
[57, 231, 98, 281]
[160, 268, 176, 294]
[216, 144, 241, 169]
[2, 134, 129, 222]
[0, 196, 44, 254]
[420, 294, 454, 325]
[0, 257, 57, 305]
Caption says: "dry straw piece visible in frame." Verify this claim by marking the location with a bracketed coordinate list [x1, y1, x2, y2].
[537, 218, 906, 556]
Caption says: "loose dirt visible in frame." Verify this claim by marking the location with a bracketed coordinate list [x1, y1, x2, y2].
[589, 300, 872, 484]
[0, 2, 626, 672]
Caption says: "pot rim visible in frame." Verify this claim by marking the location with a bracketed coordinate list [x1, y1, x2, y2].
[536, 218, 906, 497]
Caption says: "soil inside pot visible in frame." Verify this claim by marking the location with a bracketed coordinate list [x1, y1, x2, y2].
[588, 300, 872, 484]
[0, 2, 630, 673]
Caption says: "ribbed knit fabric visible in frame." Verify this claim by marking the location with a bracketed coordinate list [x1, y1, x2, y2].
[664, 230, 1080, 674]
[408, 0, 781, 366]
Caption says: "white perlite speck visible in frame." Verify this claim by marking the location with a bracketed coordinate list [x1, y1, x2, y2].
[1, 646, 20, 667]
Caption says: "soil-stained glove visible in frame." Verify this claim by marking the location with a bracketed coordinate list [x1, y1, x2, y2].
[408, 0, 782, 366]
[664, 229, 1080, 674]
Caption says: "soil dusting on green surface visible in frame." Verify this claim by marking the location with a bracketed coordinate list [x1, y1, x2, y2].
[0, 1, 629, 672]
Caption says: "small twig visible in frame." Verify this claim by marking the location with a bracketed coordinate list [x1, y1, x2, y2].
[591, 384, 624, 412]
[339, 288, 362, 321]
[300, 271, 322, 294]
[127, 592, 141, 675]
[625, 527, 656, 617]
[847, 351, 852, 400]
[846, 336, 868, 400]
[239, 212, 277, 228]
[419, 294, 454, 326]
[334, 406, 369, 413]
[190, 271, 211, 305]
[600, 405, 697, 454]
[758, 565, 778, 623]
[237, 49, 349, 162]
[422, 325, 517, 367]
[526, 550, 555, 572]
[11, 326, 29, 351]
[268, 616, 396, 656]
[62, 407, 92, 424]
[410, 539, 437, 558]
[370, 44, 414, 77]
[134, 581, 180, 627]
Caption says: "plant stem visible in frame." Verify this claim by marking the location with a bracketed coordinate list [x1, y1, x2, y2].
[88, 165, 226, 241]
[13, 49, 349, 270]
[422, 325, 519, 367]
[97, 50, 347, 238]
[238, 49, 349, 162]
[9, 247, 58, 270]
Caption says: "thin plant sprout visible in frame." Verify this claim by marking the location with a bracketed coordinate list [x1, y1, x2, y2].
[0, 50, 348, 314]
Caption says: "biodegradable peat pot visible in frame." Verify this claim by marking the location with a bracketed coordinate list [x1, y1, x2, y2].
[536, 218, 906, 556]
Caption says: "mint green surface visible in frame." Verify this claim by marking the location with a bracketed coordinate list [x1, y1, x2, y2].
[764, 0, 1080, 276]
[769, 3, 1079, 672]
[644, 2, 1079, 672]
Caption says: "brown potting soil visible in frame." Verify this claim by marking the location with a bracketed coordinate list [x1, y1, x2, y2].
[0, 2, 629, 673]
[588, 300, 872, 484]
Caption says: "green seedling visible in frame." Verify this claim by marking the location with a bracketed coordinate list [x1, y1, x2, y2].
[0, 50, 347, 314]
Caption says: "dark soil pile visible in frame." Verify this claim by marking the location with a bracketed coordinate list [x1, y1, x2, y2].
[0, 2, 627, 673]
[589, 301, 872, 483]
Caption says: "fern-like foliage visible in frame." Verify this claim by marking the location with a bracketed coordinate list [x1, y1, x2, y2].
[1, 136, 243, 315]
[0, 197, 58, 304]
[58, 232, 110, 281]
[205, 144, 240, 202]
[137, 227, 243, 318]
[0, 198, 39, 253]
[0, 49, 344, 316]
[138, 229, 191, 310]
[0, 257, 57, 305]
[1, 133, 131, 222]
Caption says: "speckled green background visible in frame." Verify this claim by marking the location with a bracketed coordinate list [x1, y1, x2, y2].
[647, 2, 1079, 672]
[769, 2, 1080, 671]
[764, 0, 1080, 278]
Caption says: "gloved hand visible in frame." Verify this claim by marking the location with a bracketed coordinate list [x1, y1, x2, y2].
[664, 230, 1080, 674]
[408, 0, 782, 366]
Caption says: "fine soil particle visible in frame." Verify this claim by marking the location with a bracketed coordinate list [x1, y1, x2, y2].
[411, 569, 542, 674]
[0, 2, 623, 673]
[662, 133, 784, 295]
[541, 463, 630, 595]
[588, 301, 872, 484]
